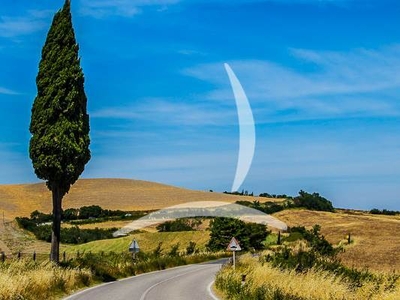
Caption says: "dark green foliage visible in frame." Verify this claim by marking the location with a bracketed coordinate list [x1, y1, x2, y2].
[370, 208, 399, 215]
[289, 225, 336, 256]
[236, 200, 285, 215]
[79, 205, 103, 219]
[207, 217, 268, 251]
[259, 193, 291, 199]
[186, 241, 197, 255]
[18, 207, 147, 226]
[30, 0, 90, 195]
[29, 0, 90, 262]
[236, 190, 334, 214]
[168, 243, 180, 256]
[17, 222, 117, 244]
[293, 190, 334, 212]
[30, 210, 53, 223]
[156, 218, 201, 232]
[63, 208, 79, 220]
[16, 217, 37, 232]
[223, 190, 253, 196]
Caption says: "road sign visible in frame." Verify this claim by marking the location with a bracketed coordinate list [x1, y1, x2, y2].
[227, 237, 241, 251]
[227, 237, 241, 270]
[129, 239, 140, 253]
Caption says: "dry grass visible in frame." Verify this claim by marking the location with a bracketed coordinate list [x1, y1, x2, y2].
[0, 178, 281, 221]
[274, 209, 400, 271]
[0, 259, 92, 300]
[216, 254, 400, 300]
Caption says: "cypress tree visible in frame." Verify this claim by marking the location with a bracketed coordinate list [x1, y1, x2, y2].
[29, 0, 90, 263]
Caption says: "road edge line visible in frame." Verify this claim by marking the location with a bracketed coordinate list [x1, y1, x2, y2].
[207, 280, 220, 300]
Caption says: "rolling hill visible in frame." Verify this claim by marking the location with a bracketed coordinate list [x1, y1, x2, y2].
[0, 178, 277, 221]
[1, 178, 399, 272]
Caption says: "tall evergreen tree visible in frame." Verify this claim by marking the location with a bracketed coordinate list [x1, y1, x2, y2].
[29, 0, 90, 263]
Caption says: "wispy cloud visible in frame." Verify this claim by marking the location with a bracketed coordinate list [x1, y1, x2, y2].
[79, 0, 180, 18]
[92, 98, 236, 126]
[0, 10, 52, 38]
[184, 45, 400, 121]
[0, 86, 19, 95]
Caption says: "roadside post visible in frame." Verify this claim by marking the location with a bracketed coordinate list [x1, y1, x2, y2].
[129, 239, 140, 260]
[227, 237, 241, 269]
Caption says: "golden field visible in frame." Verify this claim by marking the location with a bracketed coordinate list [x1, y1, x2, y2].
[216, 254, 400, 300]
[275, 209, 400, 271]
[0, 178, 279, 221]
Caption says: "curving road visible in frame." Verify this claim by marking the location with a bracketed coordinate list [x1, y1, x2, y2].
[64, 260, 225, 300]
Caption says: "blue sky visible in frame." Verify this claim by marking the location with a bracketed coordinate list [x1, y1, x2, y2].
[1, 0, 400, 210]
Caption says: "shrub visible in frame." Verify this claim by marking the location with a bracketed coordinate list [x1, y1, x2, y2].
[293, 190, 334, 212]
[207, 217, 268, 251]
[156, 219, 195, 232]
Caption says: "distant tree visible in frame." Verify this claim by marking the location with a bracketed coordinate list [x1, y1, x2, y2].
[156, 219, 194, 232]
[29, 0, 90, 263]
[79, 205, 103, 219]
[62, 208, 79, 220]
[293, 190, 334, 212]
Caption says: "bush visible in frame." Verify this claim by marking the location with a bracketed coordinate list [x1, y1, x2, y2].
[293, 190, 334, 212]
[207, 217, 268, 251]
[186, 241, 197, 255]
[156, 219, 196, 232]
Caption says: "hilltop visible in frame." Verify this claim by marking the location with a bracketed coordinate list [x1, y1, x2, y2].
[0, 178, 278, 221]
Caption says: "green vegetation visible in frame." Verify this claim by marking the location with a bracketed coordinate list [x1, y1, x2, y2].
[370, 208, 400, 215]
[259, 192, 292, 199]
[236, 190, 334, 214]
[29, 0, 91, 263]
[293, 190, 334, 212]
[236, 200, 285, 214]
[223, 190, 254, 196]
[156, 218, 202, 232]
[207, 217, 268, 251]
[16, 206, 150, 244]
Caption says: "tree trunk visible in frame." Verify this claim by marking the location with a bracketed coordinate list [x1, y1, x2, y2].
[50, 185, 63, 263]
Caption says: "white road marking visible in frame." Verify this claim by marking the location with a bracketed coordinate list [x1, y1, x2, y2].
[207, 280, 220, 300]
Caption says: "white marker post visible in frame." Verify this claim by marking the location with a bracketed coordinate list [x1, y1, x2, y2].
[227, 237, 241, 269]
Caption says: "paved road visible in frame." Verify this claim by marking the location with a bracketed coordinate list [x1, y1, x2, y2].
[64, 260, 225, 300]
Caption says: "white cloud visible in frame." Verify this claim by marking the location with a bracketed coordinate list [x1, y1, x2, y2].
[184, 45, 400, 121]
[0, 10, 52, 38]
[79, 0, 180, 18]
[92, 98, 236, 126]
[0, 87, 19, 95]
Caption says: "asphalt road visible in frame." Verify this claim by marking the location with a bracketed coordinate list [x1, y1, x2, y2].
[64, 260, 225, 300]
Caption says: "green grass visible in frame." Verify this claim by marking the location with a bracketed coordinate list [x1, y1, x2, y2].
[264, 233, 278, 246]
[64, 231, 210, 254]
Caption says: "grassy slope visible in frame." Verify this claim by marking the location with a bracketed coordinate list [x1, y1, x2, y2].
[275, 209, 400, 271]
[0, 178, 279, 221]
[63, 231, 210, 254]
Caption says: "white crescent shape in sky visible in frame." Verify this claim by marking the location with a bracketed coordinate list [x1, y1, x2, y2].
[224, 63, 256, 193]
